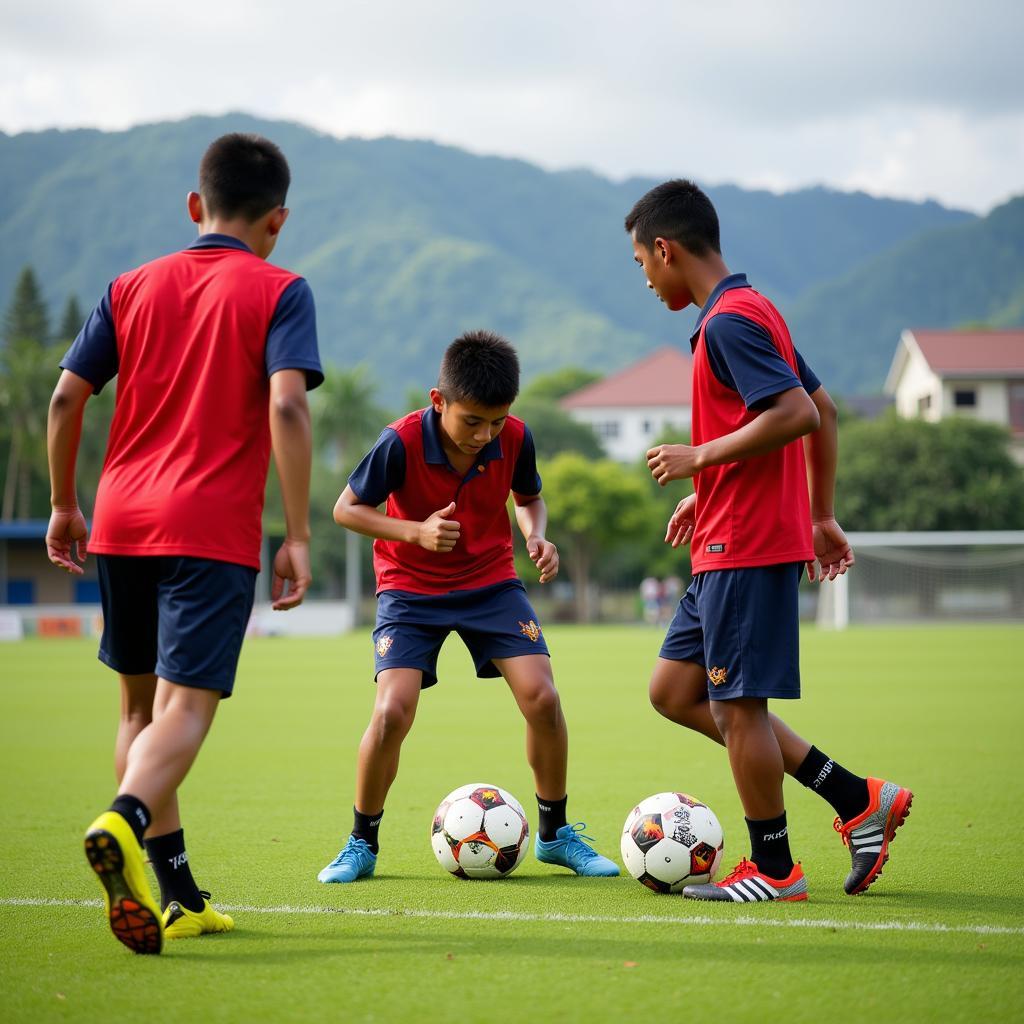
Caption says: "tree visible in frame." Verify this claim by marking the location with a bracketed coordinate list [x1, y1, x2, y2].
[836, 414, 1024, 530]
[521, 366, 602, 402]
[58, 296, 85, 344]
[540, 453, 653, 621]
[0, 267, 54, 519]
[513, 395, 603, 460]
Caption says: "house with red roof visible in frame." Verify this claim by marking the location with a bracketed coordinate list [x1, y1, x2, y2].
[560, 346, 692, 461]
[884, 329, 1024, 462]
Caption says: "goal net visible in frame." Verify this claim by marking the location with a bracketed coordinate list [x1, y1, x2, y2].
[814, 532, 1024, 629]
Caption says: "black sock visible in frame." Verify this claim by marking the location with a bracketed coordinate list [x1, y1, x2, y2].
[144, 829, 205, 913]
[746, 812, 794, 879]
[109, 794, 150, 846]
[795, 746, 870, 823]
[352, 807, 383, 854]
[536, 794, 568, 842]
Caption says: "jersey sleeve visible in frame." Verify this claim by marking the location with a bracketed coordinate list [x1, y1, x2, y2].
[59, 284, 118, 394]
[348, 428, 407, 506]
[794, 348, 822, 395]
[511, 424, 542, 497]
[265, 278, 324, 390]
[703, 313, 802, 409]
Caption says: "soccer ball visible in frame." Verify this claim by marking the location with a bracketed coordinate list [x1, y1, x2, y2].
[621, 792, 724, 893]
[431, 783, 530, 879]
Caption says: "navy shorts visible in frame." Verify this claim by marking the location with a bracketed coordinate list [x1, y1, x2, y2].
[96, 555, 258, 697]
[372, 579, 550, 688]
[659, 563, 803, 700]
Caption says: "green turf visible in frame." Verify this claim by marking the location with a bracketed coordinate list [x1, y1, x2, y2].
[2, 625, 1022, 1022]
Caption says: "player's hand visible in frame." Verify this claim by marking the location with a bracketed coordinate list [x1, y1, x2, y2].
[418, 502, 461, 552]
[272, 538, 312, 610]
[526, 536, 559, 583]
[647, 444, 702, 486]
[665, 494, 697, 548]
[45, 505, 88, 575]
[807, 517, 855, 582]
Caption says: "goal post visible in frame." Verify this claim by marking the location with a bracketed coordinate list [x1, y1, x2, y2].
[815, 531, 1024, 630]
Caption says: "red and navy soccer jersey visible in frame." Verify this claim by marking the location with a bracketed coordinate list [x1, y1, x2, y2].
[688, 274, 819, 573]
[60, 234, 323, 571]
[349, 408, 542, 595]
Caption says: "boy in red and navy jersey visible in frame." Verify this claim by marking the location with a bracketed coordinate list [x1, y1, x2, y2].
[317, 331, 618, 883]
[46, 134, 321, 952]
[624, 180, 912, 904]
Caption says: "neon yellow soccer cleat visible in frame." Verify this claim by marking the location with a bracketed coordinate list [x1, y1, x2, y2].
[163, 892, 235, 939]
[83, 811, 164, 954]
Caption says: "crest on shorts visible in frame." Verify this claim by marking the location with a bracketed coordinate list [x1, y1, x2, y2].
[518, 619, 542, 642]
[376, 635, 394, 657]
[707, 665, 728, 686]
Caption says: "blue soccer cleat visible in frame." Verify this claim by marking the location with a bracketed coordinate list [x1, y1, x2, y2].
[317, 835, 377, 884]
[535, 822, 620, 877]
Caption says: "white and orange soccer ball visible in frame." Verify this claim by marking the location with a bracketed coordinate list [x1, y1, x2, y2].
[431, 783, 530, 879]
[621, 792, 724, 893]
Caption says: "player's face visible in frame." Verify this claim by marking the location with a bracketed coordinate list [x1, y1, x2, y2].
[632, 235, 693, 311]
[433, 393, 511, 456]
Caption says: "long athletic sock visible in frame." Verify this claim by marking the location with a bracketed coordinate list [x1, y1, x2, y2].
[352, 807, 383, 854]
[794, 746, 870, 823]
[109, 794, 150, 846]
[144, 829, 205, 912]
[536, 795, 568, 842]
[746, 812, 794, 880]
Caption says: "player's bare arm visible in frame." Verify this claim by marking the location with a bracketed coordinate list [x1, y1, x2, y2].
[514, 493, 558, 583]
[803, 385, 855, 582]
[647, 386, 819, 486]
[45, 368, 93, 574]
[334, 485, 461, 552]
[269, 368, 313, 609]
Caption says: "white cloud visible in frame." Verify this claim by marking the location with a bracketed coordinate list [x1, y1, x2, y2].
[1, 0, 1021, 212]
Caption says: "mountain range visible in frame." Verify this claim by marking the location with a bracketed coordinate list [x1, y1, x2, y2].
[2, 112, 1018, 400]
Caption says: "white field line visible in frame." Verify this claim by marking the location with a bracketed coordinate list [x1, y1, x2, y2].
[2, 898, 1022, 937]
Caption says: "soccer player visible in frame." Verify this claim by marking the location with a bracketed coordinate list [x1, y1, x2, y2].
[623, 180, 912, 903]
[317, 331, 618, 883]
[45, 133, 322, 952]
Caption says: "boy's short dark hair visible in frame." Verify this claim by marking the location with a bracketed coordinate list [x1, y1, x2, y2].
[198, 133, 291, 222]
[438, 330, 520, 408]
[624, 179, 721, 257]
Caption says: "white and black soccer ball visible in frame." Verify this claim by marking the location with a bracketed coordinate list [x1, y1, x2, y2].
[621, 792, 724, 893]
[431, 784, 530, 879]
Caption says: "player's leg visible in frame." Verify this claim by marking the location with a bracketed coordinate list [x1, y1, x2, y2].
[680, 566, 807, 903]
[318, 617, 437, 886]
[116, 671, 202, 915]
[493, 653, 618, 877]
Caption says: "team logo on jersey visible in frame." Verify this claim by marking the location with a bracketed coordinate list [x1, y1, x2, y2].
[518, 619, 542, 642]
[376, 635, 394, 657]
[707, 665, 728, 686]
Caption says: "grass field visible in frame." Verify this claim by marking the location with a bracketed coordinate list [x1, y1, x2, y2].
[2, 624, 1023, 1022]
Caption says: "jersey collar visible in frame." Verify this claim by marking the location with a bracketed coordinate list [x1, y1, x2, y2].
[689, 273, 751, 347]
[187, 233, 254, 253]
[420, 407, 505, 467]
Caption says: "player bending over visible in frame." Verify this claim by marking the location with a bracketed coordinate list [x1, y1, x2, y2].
[624, 180, 912, 904]
[317, 331, 618, 883]
[46, 133, 322, 952]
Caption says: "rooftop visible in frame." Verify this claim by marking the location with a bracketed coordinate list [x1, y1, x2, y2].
[561, 346, 692, 409]
[909, 329, 1024, 376]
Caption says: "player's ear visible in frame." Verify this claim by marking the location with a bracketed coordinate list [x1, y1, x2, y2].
[429, 387, 446, 413]
[186, 191, 203, 224]
[654, 237, 672, 264]
[267, 206, 289, 237]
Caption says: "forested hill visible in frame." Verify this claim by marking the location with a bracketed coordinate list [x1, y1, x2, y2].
[0, 112, 994, 398]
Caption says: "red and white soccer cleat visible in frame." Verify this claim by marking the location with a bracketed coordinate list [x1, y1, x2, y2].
[682, 857, 808, 903]
[835, 777, 913, 895]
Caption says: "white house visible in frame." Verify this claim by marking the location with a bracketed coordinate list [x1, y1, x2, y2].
[561, 347, 692, 462]
[884, 329, 1024, 463]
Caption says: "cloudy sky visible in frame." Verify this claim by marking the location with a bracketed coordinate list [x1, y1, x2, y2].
[3, 0, 1022, 213]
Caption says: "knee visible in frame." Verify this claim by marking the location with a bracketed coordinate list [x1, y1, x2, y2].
[649, 675, 674, 719]
[523, 683, 562, 729]
[120, 702, 153, 730]
[372, 696, 416, 741]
